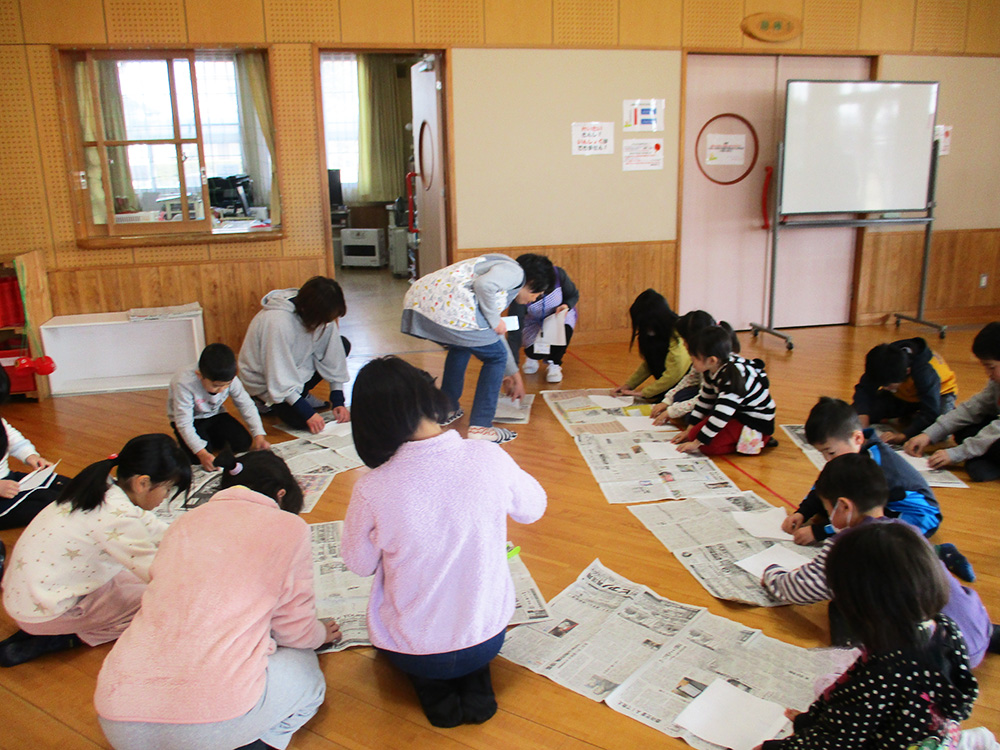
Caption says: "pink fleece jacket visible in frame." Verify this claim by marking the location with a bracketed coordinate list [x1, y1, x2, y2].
[342, 429, 547, 654]
[94, 486, 326, 724]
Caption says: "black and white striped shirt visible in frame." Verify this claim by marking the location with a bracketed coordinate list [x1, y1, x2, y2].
[690, 355, 776, 443]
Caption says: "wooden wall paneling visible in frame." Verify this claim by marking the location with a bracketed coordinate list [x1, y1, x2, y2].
[618, 0, 682, 48]
[858, 0, 915, 51]
[54, 247, 133, 269]
[913, 0, 968, 53]
[269, 45, 326, 259]
[26, 46, 75, 270]
[20, 0, 106, 44]
[927, 230, 999, 311]
[966, 0, 1000, 54]
[484, 0, 552, 47]
[682, 0, 743, 48]
[339, 0, 415, 45]
[742, 0, 804, 51]
[263, 0, 341, 43]
[802, 0, 862, 50]
[0, 47, 55, 264]
[414, 0, 484, 45]
[132, 245, 210, 265]
[0, 0, 22, 44]
[104, 0, 187, 43]
[185, 0, 266, 43]
[14, 251, 54, 397]
[209, 240, 283, 261]
[232, 259, 265, 346]
[197, 263, 231, 346]
[552, 0, 618, 47]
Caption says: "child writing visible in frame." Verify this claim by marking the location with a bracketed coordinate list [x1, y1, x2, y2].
[852, 336, 957, 444]
[0, 366, 66, 530]
[763, 453, 999, 667]
[95, 451, 339, 750]
[672, 324, 776, 455]
[650, 310, 718, 426]
[342, 357, 547, 727]
[758, 521, 979, 749]
[905, 321, 1000, 482]
[239, 276, 352, 435]
[507, 254, 579, 384]
[613, 289, 691, 401]
[168, 343, 271, 471]
[402, 253, 556, 443]
[0, 434, 190, 667]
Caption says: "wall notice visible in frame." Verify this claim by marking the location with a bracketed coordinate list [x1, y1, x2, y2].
[623, 139, 664, 171]
[572, 122, 614, 155]
[623, 99, 665, 132]
[706, 134, 746, 166]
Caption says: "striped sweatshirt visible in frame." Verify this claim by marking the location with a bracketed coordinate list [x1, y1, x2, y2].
[690, 355, 776, 443]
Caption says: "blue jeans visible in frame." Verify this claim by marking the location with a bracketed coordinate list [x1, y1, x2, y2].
[440, 340, 508, 428]
[378, 629, 506, 680]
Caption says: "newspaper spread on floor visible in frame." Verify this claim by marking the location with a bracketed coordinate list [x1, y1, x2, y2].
[575, 430, 740, 504]
[153, 466, 222, 524]
[501, 559, 856, 750]
[494, 394, 536, 424]
[629, 494, 822, 607]
[781, 424, 967, 488]
[271, 426, 364, 512]
[311, 521, 552, 652]
[542, 389, 679, 436]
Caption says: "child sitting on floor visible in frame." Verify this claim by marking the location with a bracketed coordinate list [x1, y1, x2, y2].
[906, 321, 1000, 482]
[758, 520, 979, 748]
[651, 310, 719, 426]
[613, 289, 691, 402]
[342, 356, 546, 727]
[763, 453, 999, 667]
[0, 434, 190, 667]
[672, 324, 776, 455]
[168, 343, 271, 472]
[95, 451, 339, 750]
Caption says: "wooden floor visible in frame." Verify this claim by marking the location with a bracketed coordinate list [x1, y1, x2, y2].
[1, 269, 998, 747]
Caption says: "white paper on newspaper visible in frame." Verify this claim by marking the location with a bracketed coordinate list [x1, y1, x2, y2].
[617, 416, 676, 432]
[494, 394, 535, 424]
[734, 546, 813, 580]
[731, 507, 795, 541]
[675, 679, 790, 750]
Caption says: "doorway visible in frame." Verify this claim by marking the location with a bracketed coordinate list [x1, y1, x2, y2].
[679, 54, 871, 330]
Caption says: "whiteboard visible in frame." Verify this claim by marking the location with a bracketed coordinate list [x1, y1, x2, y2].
[780, 80, 938, 214]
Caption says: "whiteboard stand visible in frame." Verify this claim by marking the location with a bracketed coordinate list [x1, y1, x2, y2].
[751, 142, 943, 351]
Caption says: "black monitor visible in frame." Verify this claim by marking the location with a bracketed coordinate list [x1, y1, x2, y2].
[328, 169, 344, 207]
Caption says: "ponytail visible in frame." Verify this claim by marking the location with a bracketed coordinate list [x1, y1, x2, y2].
[57, 434, 191, 512]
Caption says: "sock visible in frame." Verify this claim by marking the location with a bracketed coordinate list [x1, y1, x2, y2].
[937, 543, 976, 583]
[0, 631, 82, 667]
[455, 664, 498, 724]
[988, 624, 1000, 655]
[406, 673, 464, 728]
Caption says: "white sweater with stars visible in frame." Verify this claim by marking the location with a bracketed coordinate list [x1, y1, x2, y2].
[2, 484, 167, 623]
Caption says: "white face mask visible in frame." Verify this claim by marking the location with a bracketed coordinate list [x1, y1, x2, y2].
[831, 502, 853, 533]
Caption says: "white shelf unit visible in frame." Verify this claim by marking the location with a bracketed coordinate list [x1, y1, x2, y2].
[40, 311, 205, 395]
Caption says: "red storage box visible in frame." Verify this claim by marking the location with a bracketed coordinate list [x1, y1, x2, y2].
[0, 277, 24, 328]
[0, 348, 35, 394]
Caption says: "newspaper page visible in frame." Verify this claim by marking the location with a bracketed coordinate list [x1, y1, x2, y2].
[782, 424, 967, 488]
[543, 389, 630, 435]
[153, 466, 220, 523]
[311, 521, 373, 653]
[508, 552, 553, 626]
[494, 394, 536, 425]
[630, 495, 821, 607]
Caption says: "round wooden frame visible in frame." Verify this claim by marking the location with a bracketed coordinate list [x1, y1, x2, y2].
[694, 113, 759, 185]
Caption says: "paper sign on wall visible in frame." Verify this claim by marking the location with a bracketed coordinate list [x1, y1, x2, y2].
[934, 125, 952, 156]
[623, 139, 664, 171]
[623, 99, 665, 132]
[572, 122, 614, 155]
[706, 134, 746, 166]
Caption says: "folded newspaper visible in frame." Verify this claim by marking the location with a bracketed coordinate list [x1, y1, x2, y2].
[127, 301, 202, 321]
[501, 559, 856, 750]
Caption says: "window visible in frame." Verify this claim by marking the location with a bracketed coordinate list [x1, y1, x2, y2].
[61, 49, 279, 241]
[320, 53, 360, 199]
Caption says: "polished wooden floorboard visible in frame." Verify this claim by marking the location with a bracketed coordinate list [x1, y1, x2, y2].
[1, 271, 997, 747]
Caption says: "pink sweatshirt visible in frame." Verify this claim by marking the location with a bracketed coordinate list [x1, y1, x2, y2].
[94, 486, 326, 724]
[342, 430, 547, 655]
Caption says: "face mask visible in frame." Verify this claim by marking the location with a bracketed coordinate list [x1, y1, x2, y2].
[831, 502, 853, 533]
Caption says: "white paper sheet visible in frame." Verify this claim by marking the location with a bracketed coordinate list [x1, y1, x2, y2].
[735, 546, 813, 579]
[732, 508, 796, 541]
[17, 461, 59, 492]
[589, 394, 634, 410]
[501, 315, 519, 331]
[638, 441, 685, 460]
[616, 416, 676, 432]
[536, 309, 567, 346]
[675, 679, 789, 750]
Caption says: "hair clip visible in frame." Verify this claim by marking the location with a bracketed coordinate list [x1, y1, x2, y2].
[107, 453, 118, 460]
[229, 462, 243, 476]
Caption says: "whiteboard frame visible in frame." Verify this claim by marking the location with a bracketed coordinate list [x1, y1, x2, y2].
[780, 80, 939, 215]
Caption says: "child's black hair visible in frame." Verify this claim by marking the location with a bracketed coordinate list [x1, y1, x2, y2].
[515, 253, 557, 296]
[350, 356, 452, 469]
[217, 449, 304, 515]
[198, 343, 237, 382]
[864, 343, 909, 387]
[826, 522, 948, 654]
[675, 310, 716, 348]
[814, 453, 888, 514]
[57, 434, 191, 512]
[804, 396, 862, 445]
[972, 321, 1000, 361]
[687, 323, 746, 395]
[293, 276, 347, 332]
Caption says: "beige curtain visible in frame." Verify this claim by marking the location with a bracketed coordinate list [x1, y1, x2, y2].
[96, 60, 139, 214]
[357, 54, 408, 202]
[235, 51, 280, 226]
[74, 62, 107, 224]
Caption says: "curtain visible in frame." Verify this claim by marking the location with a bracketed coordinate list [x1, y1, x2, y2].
[234, 51, 280, 226]
[96, 60, 139, 214]
[356, 54, 408, 203]
[74, 62, 107, 224]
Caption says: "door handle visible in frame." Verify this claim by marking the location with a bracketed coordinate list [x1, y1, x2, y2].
[761, 166, 772, 229]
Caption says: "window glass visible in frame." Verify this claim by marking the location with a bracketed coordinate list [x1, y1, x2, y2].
[320, 53, 360, 188]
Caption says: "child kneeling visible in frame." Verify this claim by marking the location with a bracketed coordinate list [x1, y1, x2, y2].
[342, 357, 547, 727]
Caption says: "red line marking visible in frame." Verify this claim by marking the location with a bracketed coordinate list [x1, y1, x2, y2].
[567, 350, 618, 386]
[720, 456, 795, 509]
